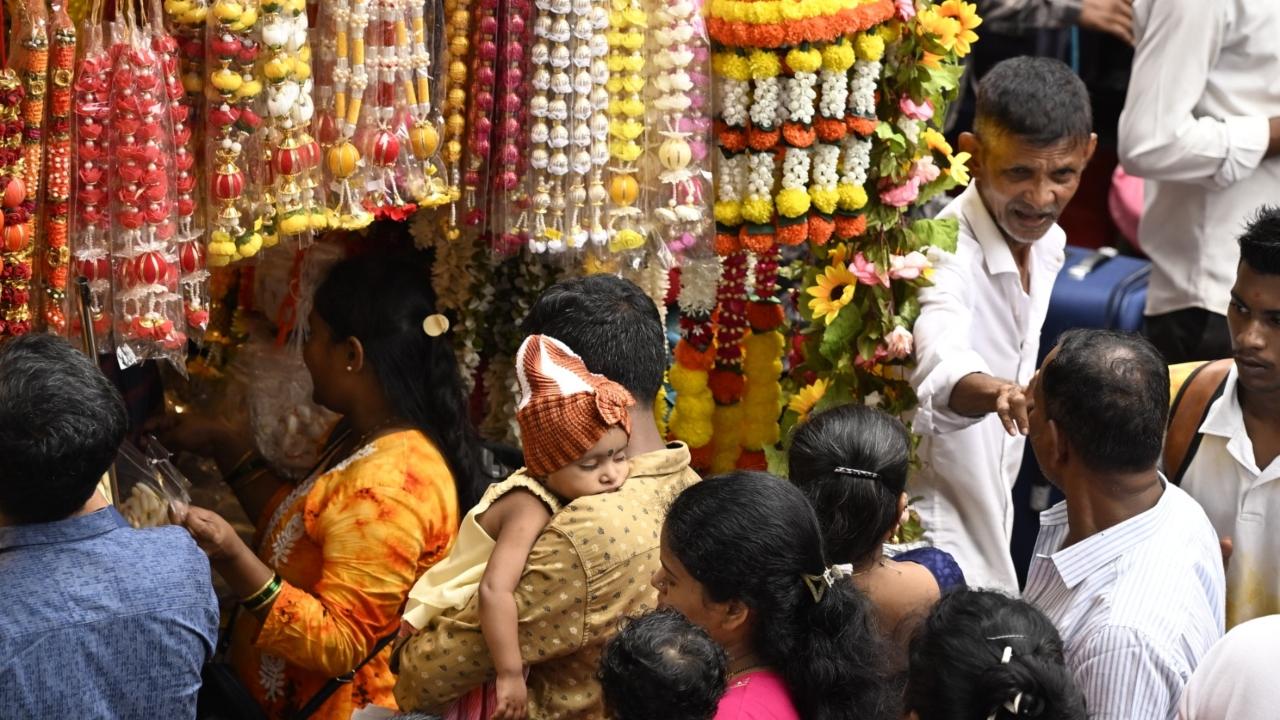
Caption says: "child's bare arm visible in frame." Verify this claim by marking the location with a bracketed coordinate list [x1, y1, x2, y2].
[478, 489, 553, 685]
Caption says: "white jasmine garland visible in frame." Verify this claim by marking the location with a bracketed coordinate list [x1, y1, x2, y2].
[721, 79, 750, 127]
[849, 59, 880, 117]
[812, 143, 840, 186]
[678, 257, 723, 315]
[750, 76, 780, 127]
[781, 148, 811, 189]
[840, 136, 872, 186]
[787, 71, 819, 124]
[819, 68, 848, 118]
[746, 152, 776, 197]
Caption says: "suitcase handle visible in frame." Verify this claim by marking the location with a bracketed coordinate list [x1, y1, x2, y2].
[1067, 246, 1119, 280]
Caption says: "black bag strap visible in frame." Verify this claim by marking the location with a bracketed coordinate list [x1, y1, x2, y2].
[1164, 359, 1232, 486]
[289, 632, 399, 720]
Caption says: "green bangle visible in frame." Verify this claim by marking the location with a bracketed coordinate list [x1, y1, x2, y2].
[242, 574, 282, 611]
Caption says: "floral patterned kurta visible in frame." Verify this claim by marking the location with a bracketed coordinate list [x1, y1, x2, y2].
[228, 430, 460, 720]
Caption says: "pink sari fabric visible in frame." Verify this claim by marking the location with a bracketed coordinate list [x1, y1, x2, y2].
[714, 670, 800, 720]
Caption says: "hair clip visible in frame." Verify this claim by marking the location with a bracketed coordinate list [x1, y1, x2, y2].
[833, 466, 880, 479]
[801, 565, 849, 603]
[423, 313, 450, 337]
[986, 647, 1025, 720]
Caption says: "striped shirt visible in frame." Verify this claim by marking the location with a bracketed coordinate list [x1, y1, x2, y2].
[1025, 482, 1225, 720]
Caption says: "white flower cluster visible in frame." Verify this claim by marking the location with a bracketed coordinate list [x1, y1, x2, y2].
[678, 256, 723, 315]
[839, 135, 872, 186]
[528, 0, 557, 251]
[781, 147, 811, 190]
[750, 76, 780, 128]
[812, 143, 840, 187]
[718, 153, 746, 203]
[746, 151, 777, 197]
[787, 72, 818, 124]
[849, 59, 880, 117]
[720, 79, 750, 127]
[818, 68, 848, 119]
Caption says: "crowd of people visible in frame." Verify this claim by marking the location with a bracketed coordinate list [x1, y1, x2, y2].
[3, 6, 1280, 717]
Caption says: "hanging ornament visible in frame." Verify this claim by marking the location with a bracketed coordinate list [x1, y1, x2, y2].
[42, 3, 75, 334]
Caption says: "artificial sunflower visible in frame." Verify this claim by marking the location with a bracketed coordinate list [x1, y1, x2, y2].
[937, 0, 981, 56]
[915, 8, 961, 53]
[922, 127, 953, 157]
[788, 378, 830, 421]
[807, 264, 858, 325]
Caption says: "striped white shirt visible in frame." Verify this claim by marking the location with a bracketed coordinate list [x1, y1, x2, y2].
[1025, 482, 1225, 720]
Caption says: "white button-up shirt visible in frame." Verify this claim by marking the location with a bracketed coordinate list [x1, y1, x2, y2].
[1025, 482, 1225, 720]
[1118, 0, 1280, 317]
[909, 183, 1065, 593]
[1180, 364, 1280, 628]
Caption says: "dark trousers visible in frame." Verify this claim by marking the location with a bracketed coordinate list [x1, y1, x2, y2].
[1143, 308, 1232, 364]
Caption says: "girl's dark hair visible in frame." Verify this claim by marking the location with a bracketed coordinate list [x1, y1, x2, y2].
[905, 589, 1086, 720]
[664, 472, 894, 720]
[313, 249, 485, 512]
[789, 404, 910, 565]
[598, 608, 728, 720]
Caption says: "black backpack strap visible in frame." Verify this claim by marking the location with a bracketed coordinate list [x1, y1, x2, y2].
[1164, 359, 1232, 486]
[289, 632, 399, 720]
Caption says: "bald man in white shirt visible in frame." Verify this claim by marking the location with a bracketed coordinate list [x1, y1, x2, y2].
[911, 57, 1095, 592]
[1025, 330, 1224, 720]
[1119, 0, 1280, 364]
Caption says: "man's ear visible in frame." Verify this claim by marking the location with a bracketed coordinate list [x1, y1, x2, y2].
[958, 131, 982, 174]
[1083, 132, 1099, 164]
[1048, 418, 1070, 468]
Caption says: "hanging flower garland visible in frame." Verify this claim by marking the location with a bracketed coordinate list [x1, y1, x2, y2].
[669, 256, 719, 462]
[66, 19, 112, 346]
[490, 0, 533, 254]
[261, 0, 323, 239]
[739, 246, 783, 466]
[526, 0, 555, 251]
[439, 0, 470, 203]
[402, 0, 450, 208]
[782, 1, 979, 441]
[41, 5, 74, 334]
[649, 0, 712, 257]
[0, 68, 28, 338]
[460, 0, 498, 228]
[206, 0, 267, 265]
[604, 0, 645, 253]
[359, 0, 415, 220]
[320, 0, 373, 230]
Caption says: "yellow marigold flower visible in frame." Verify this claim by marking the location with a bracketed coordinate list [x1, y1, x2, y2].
[785, 47, 823, 74]
[806, 264, 858, 325]
[947, 151, 972, 185]
[837, 183, 868, 211]
[855, 33, 885, 62]
[821, 41, 856, 72]
[776, 187, 811, 218]
[788, 378, 830, 422]
[717, 53, 751, 82]
[714, 199, 744, 226]
[923, 127, 953, 157]
[809, 185, 840, 215]
[742, 197, 774, 224]
[748, 49, 782, 79]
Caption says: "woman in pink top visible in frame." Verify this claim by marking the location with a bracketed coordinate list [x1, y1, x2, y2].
[653, 472, 895, 720]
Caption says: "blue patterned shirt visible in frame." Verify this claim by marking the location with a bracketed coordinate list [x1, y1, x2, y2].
[0, 506, 219, 718]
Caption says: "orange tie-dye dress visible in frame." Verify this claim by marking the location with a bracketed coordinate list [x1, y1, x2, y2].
[227, 429, 460, 720]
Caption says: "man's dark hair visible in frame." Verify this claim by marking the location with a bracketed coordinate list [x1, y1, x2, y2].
[0, 334, 127, 524]
[522, 274, 665, 408]
[598, 609, 729, 720]
[975, 57, 1092, 147]
[1041, 329, 1168, 474]
[1239, 205, 1280, 276]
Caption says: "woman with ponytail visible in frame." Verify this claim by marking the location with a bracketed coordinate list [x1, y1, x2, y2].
[653, 471, 894, 720]
[789, 404, 965, 640]
[156, 249, 486, 719]
[905, 589, 1086, 720]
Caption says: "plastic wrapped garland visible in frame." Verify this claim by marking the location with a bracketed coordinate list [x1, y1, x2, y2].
[0, 70, 28, 338]
[319, 0, 374, 230]
[115, 436, 192, 528]
[66, 22, 113, 348]
[42, 4, 76, 334]
[107, 23, 187, 370]
[400, 0, 450, 209]
[205, 0, 267, 267]
[648, 0, 711, 258]
[461, 0, 498, 229]
[261, 0, 324, 241]
[605, 0, 646, 254]
[489, 0, 533, 255]
[438, 0, 470, 203]
[356, 0, 418, 221]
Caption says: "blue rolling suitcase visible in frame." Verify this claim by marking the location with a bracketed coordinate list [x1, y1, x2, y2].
[1011, 245, 1150, 588]
[1036, 245, 1150, 364]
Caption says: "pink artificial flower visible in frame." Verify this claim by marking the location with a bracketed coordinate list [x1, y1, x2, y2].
[851, 252, 890, 287]
[899, 96, 934, 121]
[895, 0, 916, 21]
[910, 156, 941, 184]
[889, 251, 932, 281]
[879, 177, 921, 208]
[885, 326, 914, 360]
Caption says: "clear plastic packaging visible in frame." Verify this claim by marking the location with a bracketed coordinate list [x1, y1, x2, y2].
[115, 435, 193, 528]
[243, 340, 338, 477]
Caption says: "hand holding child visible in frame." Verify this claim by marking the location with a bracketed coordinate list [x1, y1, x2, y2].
[490, 671, 528, 720]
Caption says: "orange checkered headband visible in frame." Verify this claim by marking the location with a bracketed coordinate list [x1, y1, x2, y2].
[515, 335, 635, 478]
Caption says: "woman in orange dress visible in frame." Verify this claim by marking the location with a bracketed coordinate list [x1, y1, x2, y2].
[159, 250, 485, 719]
